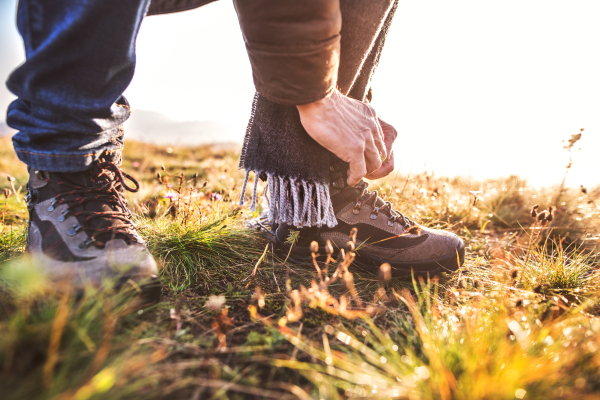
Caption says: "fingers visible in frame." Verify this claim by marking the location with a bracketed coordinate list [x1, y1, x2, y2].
[346, 149, 368, 186]
[363, 135, 383, 175]
[366, 150, 395, 180]
[367, 105, 387, 159]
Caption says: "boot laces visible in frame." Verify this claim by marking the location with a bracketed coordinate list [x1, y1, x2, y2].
[47, 161, 140, 248]
[352, 181, 414, 228]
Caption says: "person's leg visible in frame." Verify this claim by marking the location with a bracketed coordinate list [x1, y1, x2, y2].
[337, 0, 397, 101]
[6, 0, 160, 300]
[239, 0, 397, 225]
[242, 0, 464, 276]
[6, 0, 150, 172]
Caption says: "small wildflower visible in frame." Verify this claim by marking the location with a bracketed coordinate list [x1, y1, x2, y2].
[163, 190, 177, 199]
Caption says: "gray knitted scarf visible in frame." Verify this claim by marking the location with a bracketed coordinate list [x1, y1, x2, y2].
[238, 94, 338, 228]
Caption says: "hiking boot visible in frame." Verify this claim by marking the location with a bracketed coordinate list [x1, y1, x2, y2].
[25, 159, 161, 303]
[275, 162, 464, 277]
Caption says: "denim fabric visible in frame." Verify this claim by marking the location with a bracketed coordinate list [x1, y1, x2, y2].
[5, 0, 150, 172]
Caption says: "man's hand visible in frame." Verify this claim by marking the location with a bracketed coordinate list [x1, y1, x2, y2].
[297, 90, 387, 186]
[366, 118, 397, 180]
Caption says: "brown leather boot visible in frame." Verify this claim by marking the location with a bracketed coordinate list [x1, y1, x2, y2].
[275, 163, 464, 277]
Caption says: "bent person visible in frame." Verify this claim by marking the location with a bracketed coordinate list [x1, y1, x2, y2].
[5, 0, 464, 302]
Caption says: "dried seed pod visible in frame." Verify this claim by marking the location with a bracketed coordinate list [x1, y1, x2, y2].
[325, 240, 334, 255]
[3, 188, 11, 198]
[510, 269, 519, 279]
[581, 185, 588, 194]
[537, 211, 548, 222]
[344, 241, 355, 252]
[193, 172, 198, 179]
[349, 227, 358, 242]
[6, 175, 15, 182]
[379, 263, 392, 282]
[531, 204, 539, 218]
[161, 164, 166, 171]
[310, 241, 319, 254]
[547, 206, 554, 222]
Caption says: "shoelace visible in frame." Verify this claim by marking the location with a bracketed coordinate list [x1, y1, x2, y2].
[46, 161, 140, 249]
[351, 181, 415, 228]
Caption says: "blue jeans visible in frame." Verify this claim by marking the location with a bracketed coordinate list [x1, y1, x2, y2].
[6, 0, 150, 172]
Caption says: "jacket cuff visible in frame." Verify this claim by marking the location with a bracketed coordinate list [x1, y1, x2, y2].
[246, 36, 340, 106]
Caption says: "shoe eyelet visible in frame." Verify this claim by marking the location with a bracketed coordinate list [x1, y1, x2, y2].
[68, 223, 82, 236]
[352, 201, 362, 215]
[57, 208, 71, 222]
[370, 207, 380, 220]
[78, 237, 94, 250]
[48, 199, 57, 212]
[388, 219, 394, 227]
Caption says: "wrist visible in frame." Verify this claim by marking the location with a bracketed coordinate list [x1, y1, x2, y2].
[296, 89, 337, 114]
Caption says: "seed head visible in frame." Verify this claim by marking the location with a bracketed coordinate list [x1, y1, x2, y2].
[324, 240, 334, 255]
[193, 172, 198, 179]
[510, 269, 519, 279]
[3, 188, 10, 199]
[547, 206, 554, 222]
[161, 164, 166, 171]
[344, 241, 355, 252]
[581, 185, 587, 195]
[531, 204, 539, 218]
[379, 263, 392, 282]
[310, 241, 319, 254]
[6, 175, 15, 182]
[537, 210, 548, 222]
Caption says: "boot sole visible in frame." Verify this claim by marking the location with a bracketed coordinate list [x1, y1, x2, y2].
[275, 237, 465, 278]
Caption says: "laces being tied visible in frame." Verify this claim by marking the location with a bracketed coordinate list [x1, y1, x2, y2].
[46, 160, 140, 249]
[351, 181, 415, 228]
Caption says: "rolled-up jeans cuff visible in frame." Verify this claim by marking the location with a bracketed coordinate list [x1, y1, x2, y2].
[13, 128, 124, 173]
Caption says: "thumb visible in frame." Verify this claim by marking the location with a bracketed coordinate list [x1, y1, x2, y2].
[346, 150, 367, 187]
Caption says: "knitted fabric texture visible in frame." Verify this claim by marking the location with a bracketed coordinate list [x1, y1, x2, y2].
[238, 93, 337, 228]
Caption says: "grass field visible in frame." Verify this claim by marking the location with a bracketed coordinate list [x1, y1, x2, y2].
[1, 135, 599, 400]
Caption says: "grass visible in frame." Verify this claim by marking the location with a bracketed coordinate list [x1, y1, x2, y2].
[0, 136, 599, 399]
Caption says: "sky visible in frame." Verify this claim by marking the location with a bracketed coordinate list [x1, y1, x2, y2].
[1, 0, 599, 188]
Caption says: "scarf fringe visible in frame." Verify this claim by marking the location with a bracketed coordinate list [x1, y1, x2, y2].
[239, 170, 337, 228]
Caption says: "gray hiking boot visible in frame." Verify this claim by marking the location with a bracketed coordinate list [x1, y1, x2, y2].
[25, 159, 161, 303]
[275, 162, 464, 277]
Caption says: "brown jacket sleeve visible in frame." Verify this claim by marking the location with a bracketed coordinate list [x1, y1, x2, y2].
[233, 0, 341, 106]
